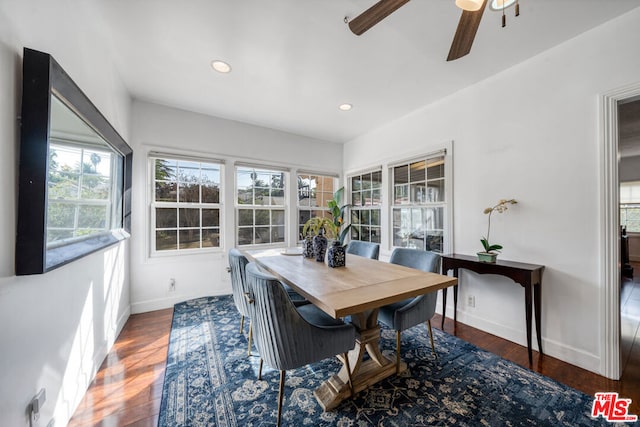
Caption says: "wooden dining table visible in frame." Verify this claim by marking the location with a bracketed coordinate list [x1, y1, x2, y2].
[244, 248, 458, 411]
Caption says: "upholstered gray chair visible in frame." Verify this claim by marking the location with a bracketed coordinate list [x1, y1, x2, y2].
[228, 249, 308, 357]
[245, 262, 356, 427]
[228, 248, 254, 356]
[378, 248, 441, 373]
[346, 240, 380, 260]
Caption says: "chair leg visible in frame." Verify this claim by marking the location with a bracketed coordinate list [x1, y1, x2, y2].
[239, 315, 245, 334]
[427, 320, 436, 357]
[247, 319, 253, 356]
[258, 358, 263, 380]
[396, 330, 402, 375]
[343, 352, 354, 396]
[277, 370, 286, 427]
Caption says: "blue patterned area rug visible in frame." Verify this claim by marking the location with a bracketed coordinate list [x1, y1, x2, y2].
[159, 296, 608, 426]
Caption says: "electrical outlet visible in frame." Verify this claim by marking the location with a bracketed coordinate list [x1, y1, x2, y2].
[169, 278, 176, 292]
[467, 295, 476, 308]
[30, 388, 46, 423]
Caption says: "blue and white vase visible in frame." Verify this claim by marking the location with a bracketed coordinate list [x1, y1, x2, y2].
[302, 236, 314, 259]
[327, 240, 346, 268]
[313, 232, 328, 262]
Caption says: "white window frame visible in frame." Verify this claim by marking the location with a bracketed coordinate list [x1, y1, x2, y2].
[235, 165, 288, 247]
[149, 154, 224, 256]
[389, 149, 452, 254]
[296, 172, 338, 241]
[621, 181, 640, 233]
[348, 169, 383, 244]
[47, 139, 116, 248]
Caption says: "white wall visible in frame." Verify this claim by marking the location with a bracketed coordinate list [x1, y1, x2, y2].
[129, 101, 343, 313]
[344, 8, 640, 375]
[0, 2, 132, 426]
[620, 155, 640, 182]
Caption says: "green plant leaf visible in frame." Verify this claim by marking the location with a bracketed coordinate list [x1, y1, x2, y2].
[481, 238, 502, 253]
[303, 217, 337, 238]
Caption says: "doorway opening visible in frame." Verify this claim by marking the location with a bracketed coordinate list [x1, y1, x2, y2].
[618, 98, 640, 376]
[600, 83, 640, 380]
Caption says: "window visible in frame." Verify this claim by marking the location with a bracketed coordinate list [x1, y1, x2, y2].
[47, 141, 116, 246]
[621, 181, 640, 233]
[236, 166, 286, 245]
[297, 173, 336, 240]
[391, 155, 446, 252]
[349, 170, 382, 243]
[151, 156, 222, 252]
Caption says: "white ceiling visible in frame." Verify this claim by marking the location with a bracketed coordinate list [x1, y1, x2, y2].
[94, 0, 640, 143]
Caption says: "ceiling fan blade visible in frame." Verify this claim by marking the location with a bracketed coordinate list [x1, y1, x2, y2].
[348, 0, 410, 36]
[447, 0, 488, 61]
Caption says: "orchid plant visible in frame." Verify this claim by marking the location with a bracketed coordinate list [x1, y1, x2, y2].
[481, 199, 517, 253]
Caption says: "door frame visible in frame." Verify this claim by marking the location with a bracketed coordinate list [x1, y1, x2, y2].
[600, 82, 640, 379]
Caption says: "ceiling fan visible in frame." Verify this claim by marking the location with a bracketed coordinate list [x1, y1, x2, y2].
[347, 0, 495, 61]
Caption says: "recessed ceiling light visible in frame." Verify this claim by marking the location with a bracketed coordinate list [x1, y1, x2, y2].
[490, 0, 516, 11]
[339, 103, 353, 111]
[211, 60, 232, 73]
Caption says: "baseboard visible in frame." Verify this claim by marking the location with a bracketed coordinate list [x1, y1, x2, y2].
[66, 303, 133, 427]
[91, 305, 131, 374]
[117, 305, 131, 337]
[630, 255, 640, 262]
[440, 307, 601, 375]
[131, 291, 230, 314]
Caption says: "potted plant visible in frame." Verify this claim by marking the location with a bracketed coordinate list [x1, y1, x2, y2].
[326, 187, 351, 267]
[302, 187, 351, 265]
[478, 199, 517, 263]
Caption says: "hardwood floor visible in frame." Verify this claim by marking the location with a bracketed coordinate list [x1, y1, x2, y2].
[69, 278, 640, 426]
[68, 309, 174, 427]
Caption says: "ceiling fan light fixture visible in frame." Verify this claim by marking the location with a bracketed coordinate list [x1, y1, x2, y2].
[211, 60, 232, 73]
[455, 0, 484, 12]
[490, 0, 517, 11]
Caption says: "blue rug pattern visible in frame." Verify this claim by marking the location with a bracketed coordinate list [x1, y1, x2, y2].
[158, 296, 611, 426]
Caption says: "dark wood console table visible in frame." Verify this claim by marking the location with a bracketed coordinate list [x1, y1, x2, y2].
[441, 253, 545, 365]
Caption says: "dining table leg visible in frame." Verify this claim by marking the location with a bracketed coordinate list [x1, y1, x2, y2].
[313, 309, 403, 411]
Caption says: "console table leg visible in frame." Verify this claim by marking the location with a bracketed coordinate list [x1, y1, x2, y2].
[525, 283, 533, 365]
[534, 283, 543, 355]
[453, 284, 458, 326]
[441, 288, 448, 329]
